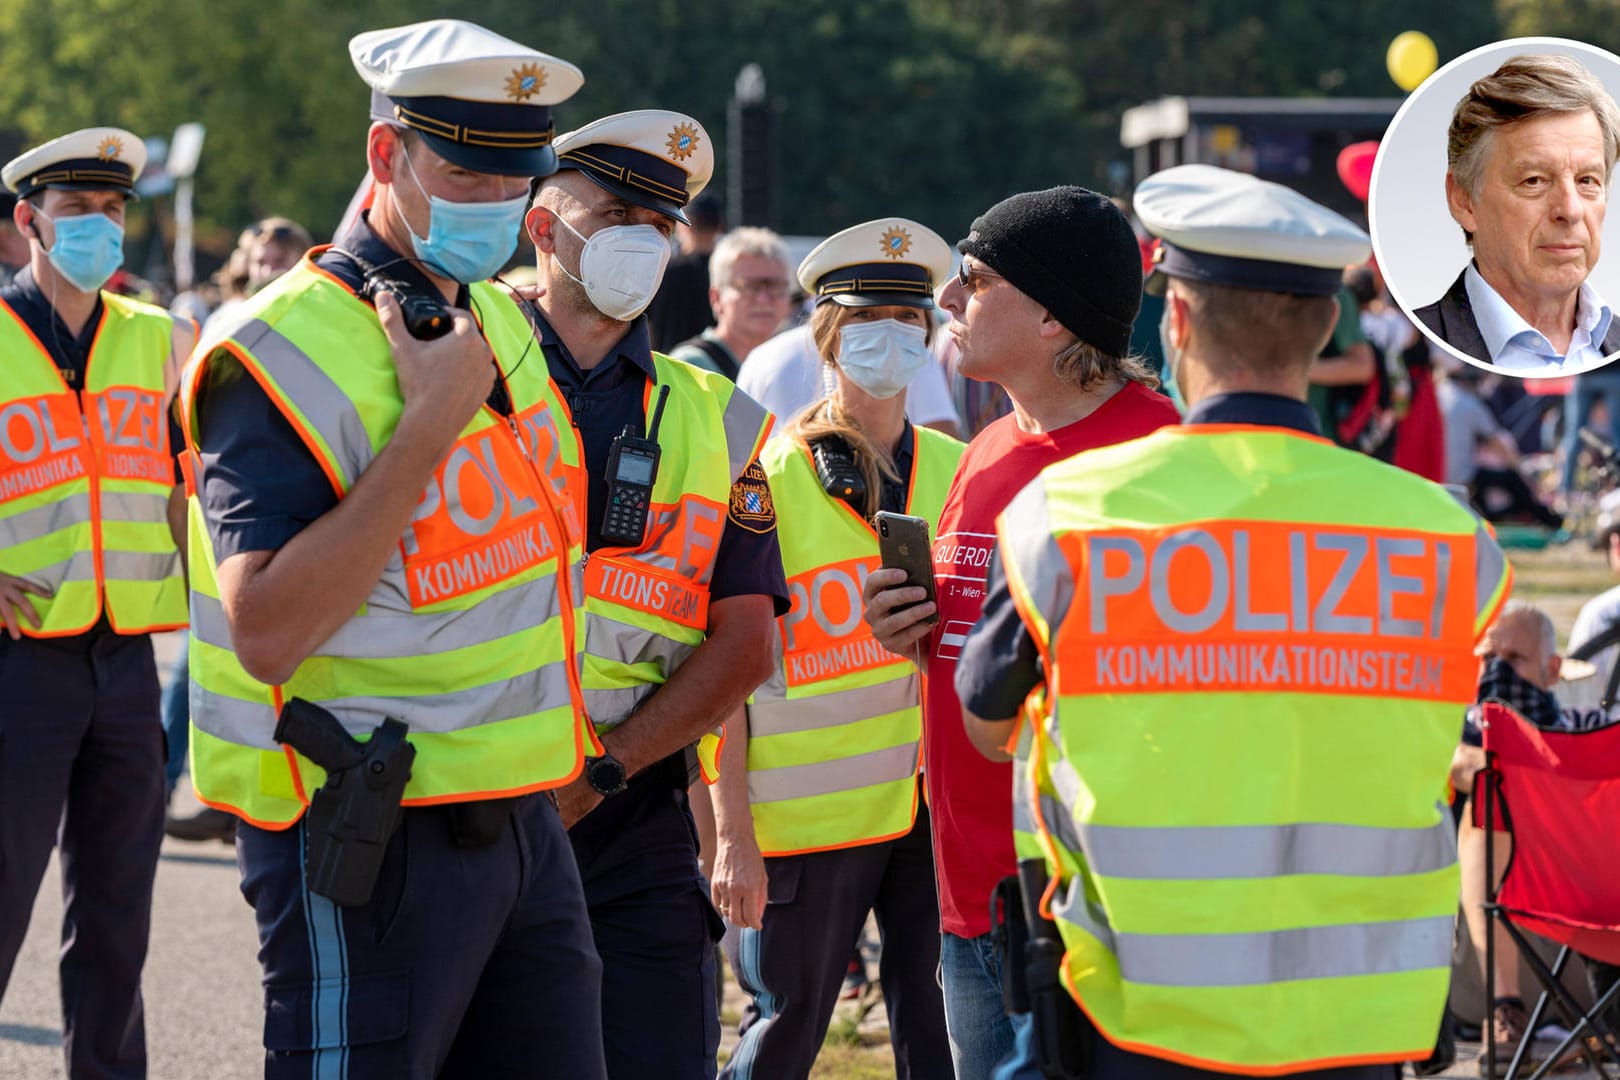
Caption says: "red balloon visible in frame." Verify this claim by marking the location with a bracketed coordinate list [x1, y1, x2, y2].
[1336, 141, 1379, 202]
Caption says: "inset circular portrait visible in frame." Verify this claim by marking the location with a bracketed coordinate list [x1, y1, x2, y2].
[1371, 37, 1620, 378]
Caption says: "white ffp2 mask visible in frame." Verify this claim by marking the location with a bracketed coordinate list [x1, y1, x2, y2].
[552, 216, 671, 322]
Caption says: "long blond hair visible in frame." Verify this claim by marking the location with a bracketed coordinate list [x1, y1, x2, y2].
[786, 302, 929, 520]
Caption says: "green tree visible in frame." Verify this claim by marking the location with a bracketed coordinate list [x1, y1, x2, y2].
[1499, 0, 1620, 50]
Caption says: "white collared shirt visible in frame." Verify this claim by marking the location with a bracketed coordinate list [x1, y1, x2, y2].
[1464, 263, 1615, 375]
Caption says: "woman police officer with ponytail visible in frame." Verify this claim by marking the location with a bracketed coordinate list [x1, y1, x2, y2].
[710, 219, 962, 1080]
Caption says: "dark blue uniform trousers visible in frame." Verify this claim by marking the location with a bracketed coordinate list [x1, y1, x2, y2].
[0, 630, 165, 1080]
[239, 791, 607, 1080]
[722, 801, 952, 1080]
[572, 778, 724, 1080]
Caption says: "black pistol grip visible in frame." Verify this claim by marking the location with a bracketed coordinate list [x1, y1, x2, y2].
[274, 698, 366, 774]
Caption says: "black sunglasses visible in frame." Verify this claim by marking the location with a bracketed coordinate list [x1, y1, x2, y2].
[956, 259, 1002, 290]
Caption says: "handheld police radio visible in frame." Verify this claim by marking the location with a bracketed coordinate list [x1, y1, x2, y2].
[812, 437, 866, 511]
[371, 280, 453, 340]
[333, 246, 454, 340]
[601, 384, 670, 546]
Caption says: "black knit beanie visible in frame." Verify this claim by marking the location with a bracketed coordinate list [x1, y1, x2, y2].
[957, 186, 1142, 357]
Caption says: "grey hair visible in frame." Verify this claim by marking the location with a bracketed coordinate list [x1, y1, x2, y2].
[1499, 599, 1558, 658]
[708, 227, 792, 290]
[1448, 54, 1620, 243]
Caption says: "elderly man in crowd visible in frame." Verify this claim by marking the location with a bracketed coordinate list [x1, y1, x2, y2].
[669, 226, 794, 380]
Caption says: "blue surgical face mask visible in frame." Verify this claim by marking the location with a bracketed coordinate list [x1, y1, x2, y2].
[36, 208, 125, 293]
[1158, 303, 1180, 399]
[397, 146, 527, 284]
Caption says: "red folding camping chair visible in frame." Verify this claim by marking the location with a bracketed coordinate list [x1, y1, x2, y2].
[1476, 701, 1620, 1079]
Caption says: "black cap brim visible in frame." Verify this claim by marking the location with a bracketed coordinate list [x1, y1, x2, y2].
[416, 131, 558, 179]
[563, 164, 689, 225]
[818, 291, 934, 310]
[21, 181, 140, 204]
[1146, 242, 1342, 298]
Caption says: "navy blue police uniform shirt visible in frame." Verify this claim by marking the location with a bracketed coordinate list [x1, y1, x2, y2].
[523, 302, 790, 884]
[957, 392, 1323, 721]
[2, 267, 185, 644]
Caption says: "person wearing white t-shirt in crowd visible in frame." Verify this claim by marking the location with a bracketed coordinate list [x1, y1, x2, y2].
[668, 227, 794, 381]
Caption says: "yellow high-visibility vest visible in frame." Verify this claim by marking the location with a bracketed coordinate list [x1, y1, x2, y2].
[565, 354, 773, 783]
[747, 425, 963, 854]
[0, 292, 185, 636]
[1000, 423, 1510, 1073]
[181, 257, 590, 828]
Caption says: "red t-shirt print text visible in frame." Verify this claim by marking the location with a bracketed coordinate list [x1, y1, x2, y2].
[932, 530, 997, 660]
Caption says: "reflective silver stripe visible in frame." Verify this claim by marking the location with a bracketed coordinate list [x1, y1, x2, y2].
[1000, 477, 1070, 631]
[1041, 793, 1084, 853]
[99, 490, 174, 522]
[227, 318, 371, 489]
[1475, 525, 1508, 621]
[1050, 868, 1117, 950]
[102, 549, 182, 582]
[191, 683, 280, 750]
[0, 493, 92, 548]
[1050, 756, 1085, 811]
[18, 549, 98, 590]
[191, 578, 564, 660]
[586, 684, 656, 732]
[1012, 795, 1038, 836]
[749, 676, 918, 737]
[326, 660, 574, 734]
[585, 612, 692, 669]
[722, 389, 769, 481]
[749, 742, 918, 804]
[1076, 817, 1457, 880]
[196, 661, 575, 747]
[1111, 916, 1455, 988]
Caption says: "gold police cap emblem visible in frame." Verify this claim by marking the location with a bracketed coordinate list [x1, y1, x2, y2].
[666, 122, 700, 163]
[880, 225, 913, 260]
[96, 136, 124, 162]
[505, 63, 547, 103]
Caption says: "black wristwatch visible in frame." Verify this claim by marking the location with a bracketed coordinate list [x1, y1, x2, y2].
[585, 753, 629, 798]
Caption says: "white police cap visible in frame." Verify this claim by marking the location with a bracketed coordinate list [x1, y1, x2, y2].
[350, 19, 584, 176]
[1134, 164, 1370, 297]
[3, 128, 145, 200]
[551, 110, 714, 224]
[797, 218, 953, 308]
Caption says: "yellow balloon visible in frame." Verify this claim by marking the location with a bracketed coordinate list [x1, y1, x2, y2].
[1387, 30, 1439, 92]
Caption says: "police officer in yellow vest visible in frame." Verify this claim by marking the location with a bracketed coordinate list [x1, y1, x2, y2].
[181, 21, 609, 1077]
[956, 164, 1513, 1079]
[521, 110, 787, 1079]
[709, 219, 961, 1079]
[0, 126, 193, 1078]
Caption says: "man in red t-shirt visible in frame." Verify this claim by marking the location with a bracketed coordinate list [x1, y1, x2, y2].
[863, 187, 1179, 1078]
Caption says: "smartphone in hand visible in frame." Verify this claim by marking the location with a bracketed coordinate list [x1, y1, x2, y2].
[875, 511, 938, 626]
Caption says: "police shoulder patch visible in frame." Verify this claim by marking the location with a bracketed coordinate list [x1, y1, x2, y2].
[728, 459, 776, 534]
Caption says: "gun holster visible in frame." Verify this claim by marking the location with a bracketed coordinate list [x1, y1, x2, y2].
[991, 874, 1033, 1014]
[1017, 858, 1092, 1080]
[274, 698, 415, 907]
